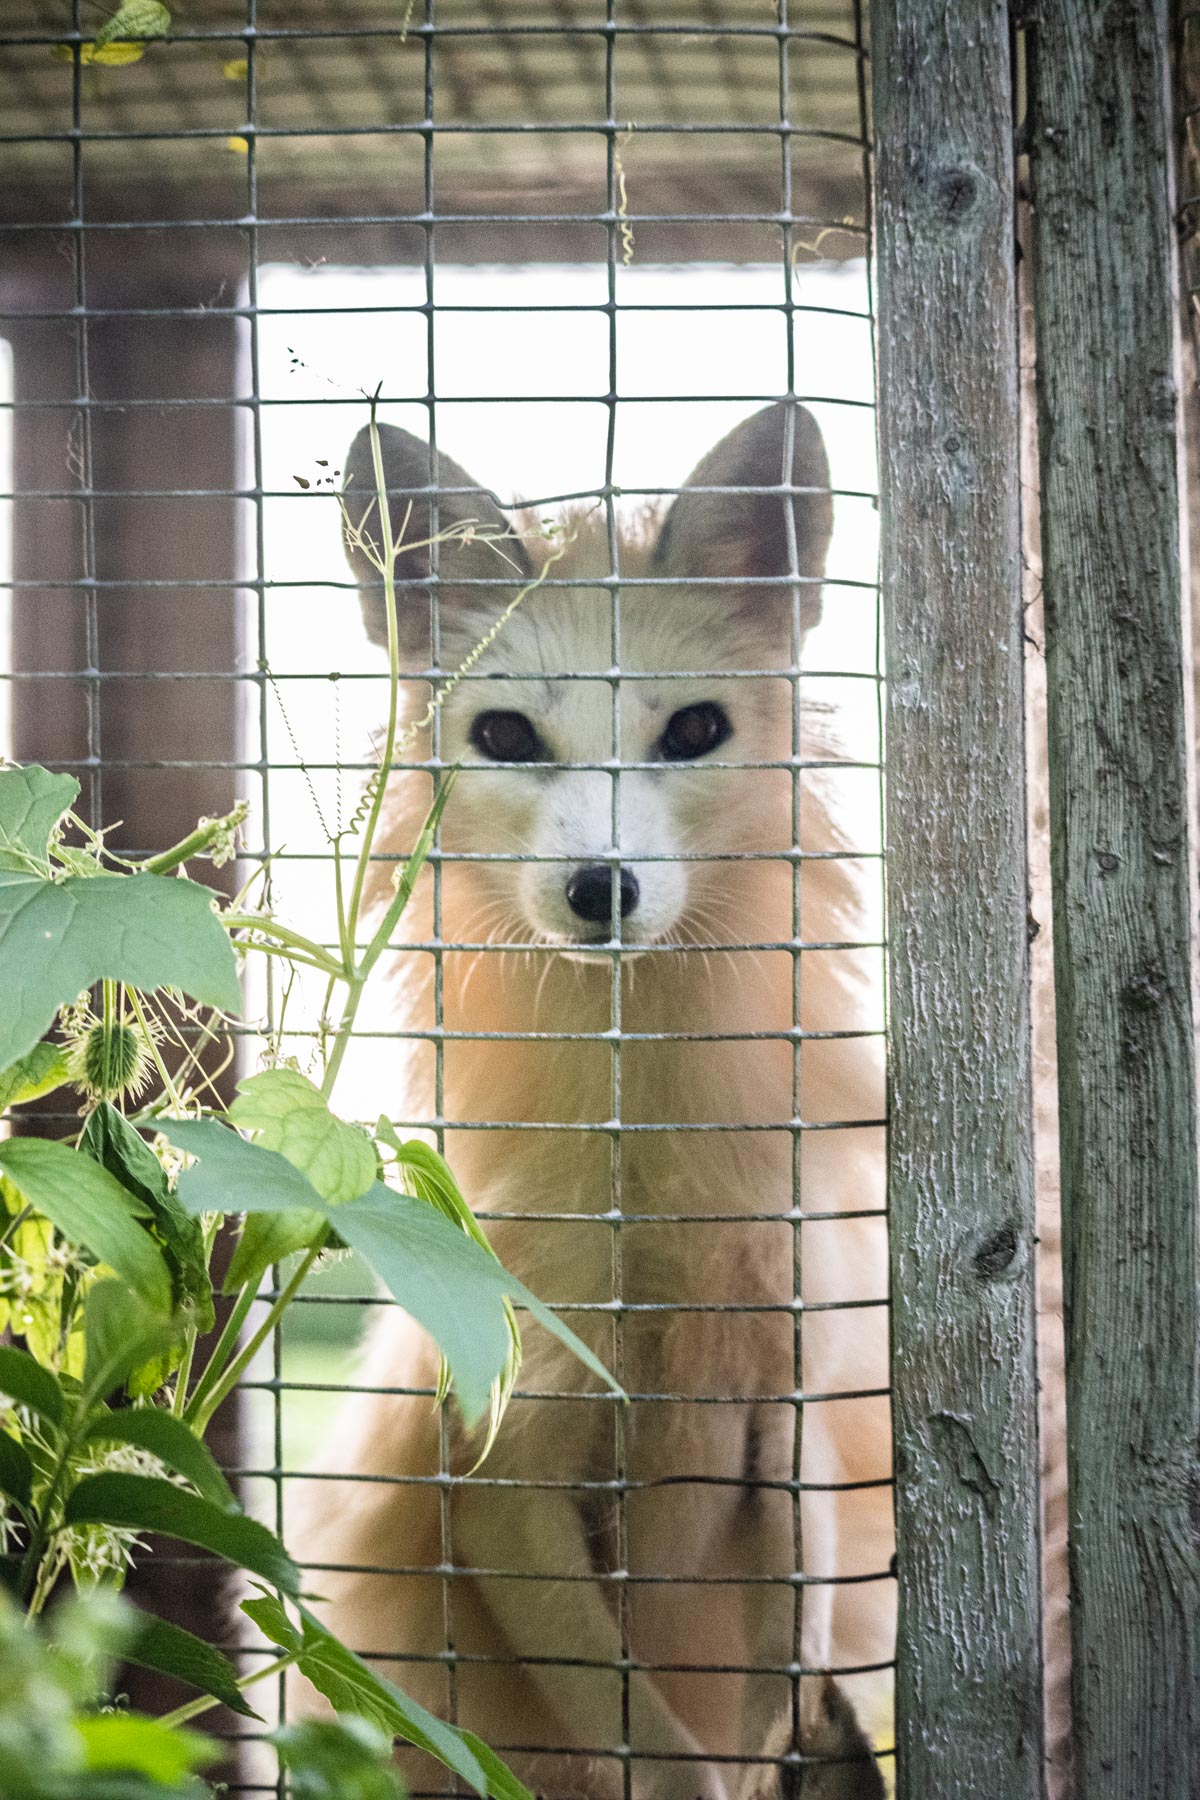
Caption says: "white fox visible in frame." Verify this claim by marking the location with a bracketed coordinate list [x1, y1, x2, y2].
[289, 402, 893, 1800]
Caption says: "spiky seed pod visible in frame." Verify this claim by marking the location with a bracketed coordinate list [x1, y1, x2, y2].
[65, 1016, 153, 1103]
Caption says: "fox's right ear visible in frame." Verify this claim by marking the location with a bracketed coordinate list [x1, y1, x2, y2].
[341, 423, 531, 658]
[650, 401, 833, 635]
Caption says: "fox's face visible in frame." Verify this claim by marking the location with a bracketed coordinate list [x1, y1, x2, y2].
[343, 402, 832, 953]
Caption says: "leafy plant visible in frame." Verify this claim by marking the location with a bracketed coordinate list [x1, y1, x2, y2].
[0, 399, 616, 1792]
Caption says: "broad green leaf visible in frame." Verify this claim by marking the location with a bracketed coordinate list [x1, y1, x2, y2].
[384, 1136, 521, 1451]
[0, 1043, 71, 1112]
[74, 1713, 215, 1781]
[457, 1731, 540, 1800]
[126, 1612, 259, 1720]
[333, 1184, 617, 1427]
[294, 1601, 495, 1797]
[230, 1069, 376, 1204]
[64, 1474, 300, 1595]
[221, 1069, 375, 1289]
[83, 1408, 234, 1509]
[240, 1588, 301, 1655]
[0, 1430, 33, 1514]
[223, 1208, 323, 1295]
[93, 1, 172, 48]
[0, 1138, 172, 1314]
[0, 1342, 66, 1428]
[167, 1116, 327, 1216]
[82, 1104, 214, 1339]
[271, 1717, 406, 1800]
[168, 1122, 617, 1425]
[83, 1281, 180, 1404]
[165, 1116, 325, 1292]
[0, 869, 241, 1072]
[0, 765, 78, 867]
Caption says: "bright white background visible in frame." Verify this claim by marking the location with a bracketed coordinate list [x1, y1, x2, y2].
[249, 260, 882, 1118]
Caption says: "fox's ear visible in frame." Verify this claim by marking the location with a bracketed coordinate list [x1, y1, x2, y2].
[342, 423, 531, 656]
[649, 401, 833, 634]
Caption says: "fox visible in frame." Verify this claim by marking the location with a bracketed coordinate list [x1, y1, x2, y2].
[287, 401, 894, 1800]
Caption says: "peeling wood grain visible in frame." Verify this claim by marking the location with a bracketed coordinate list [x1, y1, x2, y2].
[873, 5, 1046, 1795]
[1029, 4, 1200, 1795]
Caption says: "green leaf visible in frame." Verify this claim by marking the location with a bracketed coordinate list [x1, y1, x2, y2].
[0, 1342, 67, 1428]
[74, 1712, 215, 1782]
[83, 1407, 234, 1509]
[0, 1138, 173, 1314]
[244, 1588, 524, 1800]
[0, 765, 78, 867]
[332, 1184, 617, 1428]
[167, 1121, 617, 1425]
[93, 1, 172, 49]
[167, 1116, 327, 1215]
[271, 1717, 406, 1799]
[83, 1281, 181, 1404]
[240, 1588, 302, 1655]
[221, 1070, 374, 1291]
[0, 1043, 71, 1112]
[0, 869, 241, 1073]
[293, 1601, 496, 1797]
[82, 1104, 214, 1339]
[223, 1208, 324, 1295]
[0, 1430, 33, 1514]
[64, 1474, 300, 1595]
[165, 1116, 326, 1293]
[457, 1731, 539, 1800]
[230, 1069, 377, 1204]
[126, 1612, 260, 1720]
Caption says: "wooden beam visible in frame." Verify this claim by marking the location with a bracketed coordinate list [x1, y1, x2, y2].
[8, 269, 247, 1753]
[1029, 5, 1200, 1793]
[873, 4, 1045, 1793]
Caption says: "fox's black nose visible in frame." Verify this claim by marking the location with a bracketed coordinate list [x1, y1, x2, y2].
[565, 864, 639, 925]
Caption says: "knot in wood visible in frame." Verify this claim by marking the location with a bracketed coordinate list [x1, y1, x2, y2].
[974, 1223, 1019, 1279]
[929, 161, 981, 225]
[1123, 965, 1166, 1010]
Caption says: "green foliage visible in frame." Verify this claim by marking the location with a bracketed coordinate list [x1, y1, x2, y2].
[230, 1067, 378, 1203]
[64, 1473, 301, 1594]
[245, 1591, 495, 1796]
[93, 1, 172, 49]
[0, 1044, 70, 1111]
[0, 401, 597, 1800]
[271, 1717, 407, 1800]
[167, 1117, 615, 1426]
[0, 871, 240, 1071]
[0, 1585, 216, 1798]
[0, 1138, 173, 1314]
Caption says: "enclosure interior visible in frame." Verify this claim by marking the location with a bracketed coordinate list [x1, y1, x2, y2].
[0, 3, 892, 1791]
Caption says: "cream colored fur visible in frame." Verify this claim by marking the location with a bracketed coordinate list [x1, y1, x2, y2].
[288, 407, 893, 1800]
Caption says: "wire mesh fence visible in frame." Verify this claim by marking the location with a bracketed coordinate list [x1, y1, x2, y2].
[1, 9, 892, 1796]
[6, 2, 1198, 1797]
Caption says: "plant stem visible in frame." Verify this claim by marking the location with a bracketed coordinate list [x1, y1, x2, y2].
[127, 987, 184, 1115]
[0, 1203, 31, 1251]
[189, 1243, 326, 1436]
[182, 1279, 259, 1427]
[157, 1649, 301, 1730]
[222, 914, 347, 979]
[18, 1431, 75, 1607]
[139, 804, 248, 877]
[342, 409, 404, 964]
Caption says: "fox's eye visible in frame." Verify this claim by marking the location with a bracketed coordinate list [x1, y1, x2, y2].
[470, 710, 544, 763]
[660, 701, 732, 761]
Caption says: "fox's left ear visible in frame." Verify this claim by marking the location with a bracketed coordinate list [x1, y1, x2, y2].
[649, 401, 833, 633]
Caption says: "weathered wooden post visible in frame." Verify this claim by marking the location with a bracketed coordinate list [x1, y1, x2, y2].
[873, 4, 1045, 1795]
[1030, 4, 1200, 1793]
